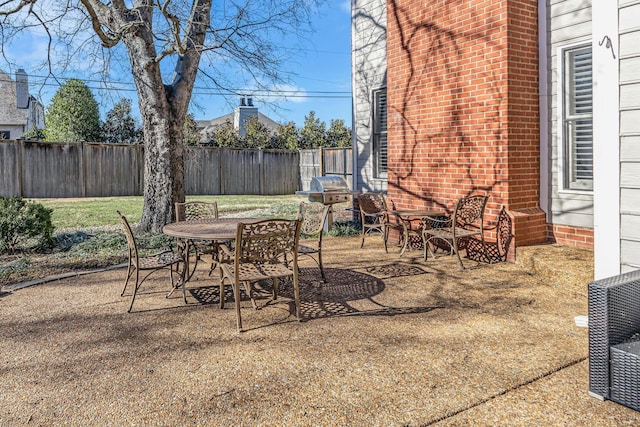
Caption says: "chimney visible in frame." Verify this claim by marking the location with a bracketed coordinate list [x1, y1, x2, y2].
[234, 95, 258, 136]
[16, 69, 29, 109]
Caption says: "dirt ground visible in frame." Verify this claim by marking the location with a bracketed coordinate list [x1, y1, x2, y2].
[1, 235, 640, 426]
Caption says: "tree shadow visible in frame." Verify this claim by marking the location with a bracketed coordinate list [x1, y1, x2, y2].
[188, 267, 442, 323]
[383, 1, 517, 215]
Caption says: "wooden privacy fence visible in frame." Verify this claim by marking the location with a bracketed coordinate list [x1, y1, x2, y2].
[0, 140, 352, 198]
[299, 147, 353, 190]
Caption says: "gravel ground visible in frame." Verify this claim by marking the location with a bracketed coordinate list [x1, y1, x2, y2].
[1, 236, 639, 426]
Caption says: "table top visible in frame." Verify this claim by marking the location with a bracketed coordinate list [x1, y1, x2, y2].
[162, 218, 261, 240]
[388, 209, 446, 217]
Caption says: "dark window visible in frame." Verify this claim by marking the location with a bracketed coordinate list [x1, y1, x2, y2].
[373, 88, 387, 178]
[563, 45, 593, 191]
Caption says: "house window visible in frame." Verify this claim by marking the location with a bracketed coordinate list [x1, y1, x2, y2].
[0, 131, 9, 140]
[562, 44, 593, 191]
[373, 88, 388, 178]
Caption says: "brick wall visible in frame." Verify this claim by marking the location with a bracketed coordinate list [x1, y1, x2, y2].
[548, 224, 594, 249]
[385, 0, 546, 249]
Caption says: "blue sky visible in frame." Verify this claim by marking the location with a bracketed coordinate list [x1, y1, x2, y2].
[1, 0, 352, 129]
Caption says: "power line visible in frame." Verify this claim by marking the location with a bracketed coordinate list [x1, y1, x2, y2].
[2, 73, 352, 98]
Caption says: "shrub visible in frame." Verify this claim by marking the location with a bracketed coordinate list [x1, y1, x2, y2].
[328, 221, 361, 237]
[21, 126, 46, 141]
[0, 197, 54, 254]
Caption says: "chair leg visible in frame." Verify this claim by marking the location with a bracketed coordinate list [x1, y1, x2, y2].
[423, 236, 439, 261]
[293, 276, 301, 321]
[219, 269, 226, 309]
[233, 281, 243, 332]
[453, 239, 465, 270]
[317, 250, 326, 282]
[243, 281, 258, 309]
[121, 263, 133, 297]
[127, 269, 140, 313]
[422, 236, 429, 261]
[383, 225, 389, 253]
[272, 277, 279, 300]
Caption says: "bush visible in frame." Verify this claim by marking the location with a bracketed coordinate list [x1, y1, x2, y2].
[21, 126, 46, 141]
[328, 221, 361, 237]
[0, 197, 54, 254]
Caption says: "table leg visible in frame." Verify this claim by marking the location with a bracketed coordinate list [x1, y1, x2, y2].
[166, 238, 190, 303]
[399, 221, 410, 257]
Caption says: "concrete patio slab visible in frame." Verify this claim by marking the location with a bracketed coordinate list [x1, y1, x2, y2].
[1, 236, 638, 426]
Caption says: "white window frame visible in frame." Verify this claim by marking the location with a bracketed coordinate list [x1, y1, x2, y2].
[558, 43, 593, 192]
[372, 87, 387, 179]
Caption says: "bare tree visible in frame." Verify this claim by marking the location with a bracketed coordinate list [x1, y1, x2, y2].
[0, 0, 320, 231]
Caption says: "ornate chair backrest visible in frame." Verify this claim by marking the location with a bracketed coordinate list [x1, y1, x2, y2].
[297, 202, 330, 237]
[235, 219, 301, 266]
[496, 206, 513, 259]
[117, 211, 139, 266]
[175, 201, 218, 222]
[452, 194, 489, 233]
[357, 192, 387, 216]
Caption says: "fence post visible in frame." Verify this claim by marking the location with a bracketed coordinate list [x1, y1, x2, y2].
[16, 139, 23, 197]
[80, 141, 87, 197]
[220, 147, 226, 195]
[259, 149, 264, 195]
[344, 148, 349, 185]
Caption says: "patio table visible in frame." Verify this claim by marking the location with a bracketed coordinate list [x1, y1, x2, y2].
[162, 218, 261, 300]
[388, 209, 446, 256]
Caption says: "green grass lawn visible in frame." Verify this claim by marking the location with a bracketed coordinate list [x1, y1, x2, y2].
[35, 195, 306, 230]
[0, 195, 358, 287]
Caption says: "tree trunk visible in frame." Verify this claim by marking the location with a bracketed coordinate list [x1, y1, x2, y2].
[122, 34, 186, 233]
[138, 105, 185, 232]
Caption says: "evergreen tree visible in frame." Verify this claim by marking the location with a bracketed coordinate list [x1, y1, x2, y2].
[182, 113, 202, 146]
[103, 98, 140, 144]
[299, 111, 326, 149]
[45, 79, 101, 143]
[326, 119, 352, 148]
[206, 119, 242, 148]
[242, 116, 272, 149]
[271, 122, 299, 150]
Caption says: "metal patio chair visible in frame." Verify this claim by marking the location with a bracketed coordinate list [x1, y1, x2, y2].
[219, 219, 302, 332]
[118, 211, 183, 312]
[422, 194, 489, 270]
[297, 201, 331, 282]
[356, 192, 403, 251]
[175, 201, 219, 278]
[466, 205, 513, 264]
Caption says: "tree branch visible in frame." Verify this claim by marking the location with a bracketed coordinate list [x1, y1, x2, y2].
[78, 0, 119, 47]
[0, 0, 37, 15]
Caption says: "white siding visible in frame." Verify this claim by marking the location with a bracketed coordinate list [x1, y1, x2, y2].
[352, 0, 387, 192]
[619, 0, 640, 270]
[547, 0, 594, 228]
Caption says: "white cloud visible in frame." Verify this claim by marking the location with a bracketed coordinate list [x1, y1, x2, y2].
[339, 0, 351, 13]
[267, 84, 308, 103]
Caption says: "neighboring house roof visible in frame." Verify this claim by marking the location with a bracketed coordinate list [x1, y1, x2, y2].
[0, 70, 29, 126]
[198, 97, 281, 138]
[0, 69, 45, 137]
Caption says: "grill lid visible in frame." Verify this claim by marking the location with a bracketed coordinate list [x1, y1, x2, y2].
[310, 176, 350, 193]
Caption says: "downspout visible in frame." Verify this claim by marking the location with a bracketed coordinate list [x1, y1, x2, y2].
[350, 0, 358, 192]
[538, 0, 550, 221]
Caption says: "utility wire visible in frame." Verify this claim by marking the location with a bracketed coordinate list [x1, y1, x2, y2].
[0, 74, 352, 98]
